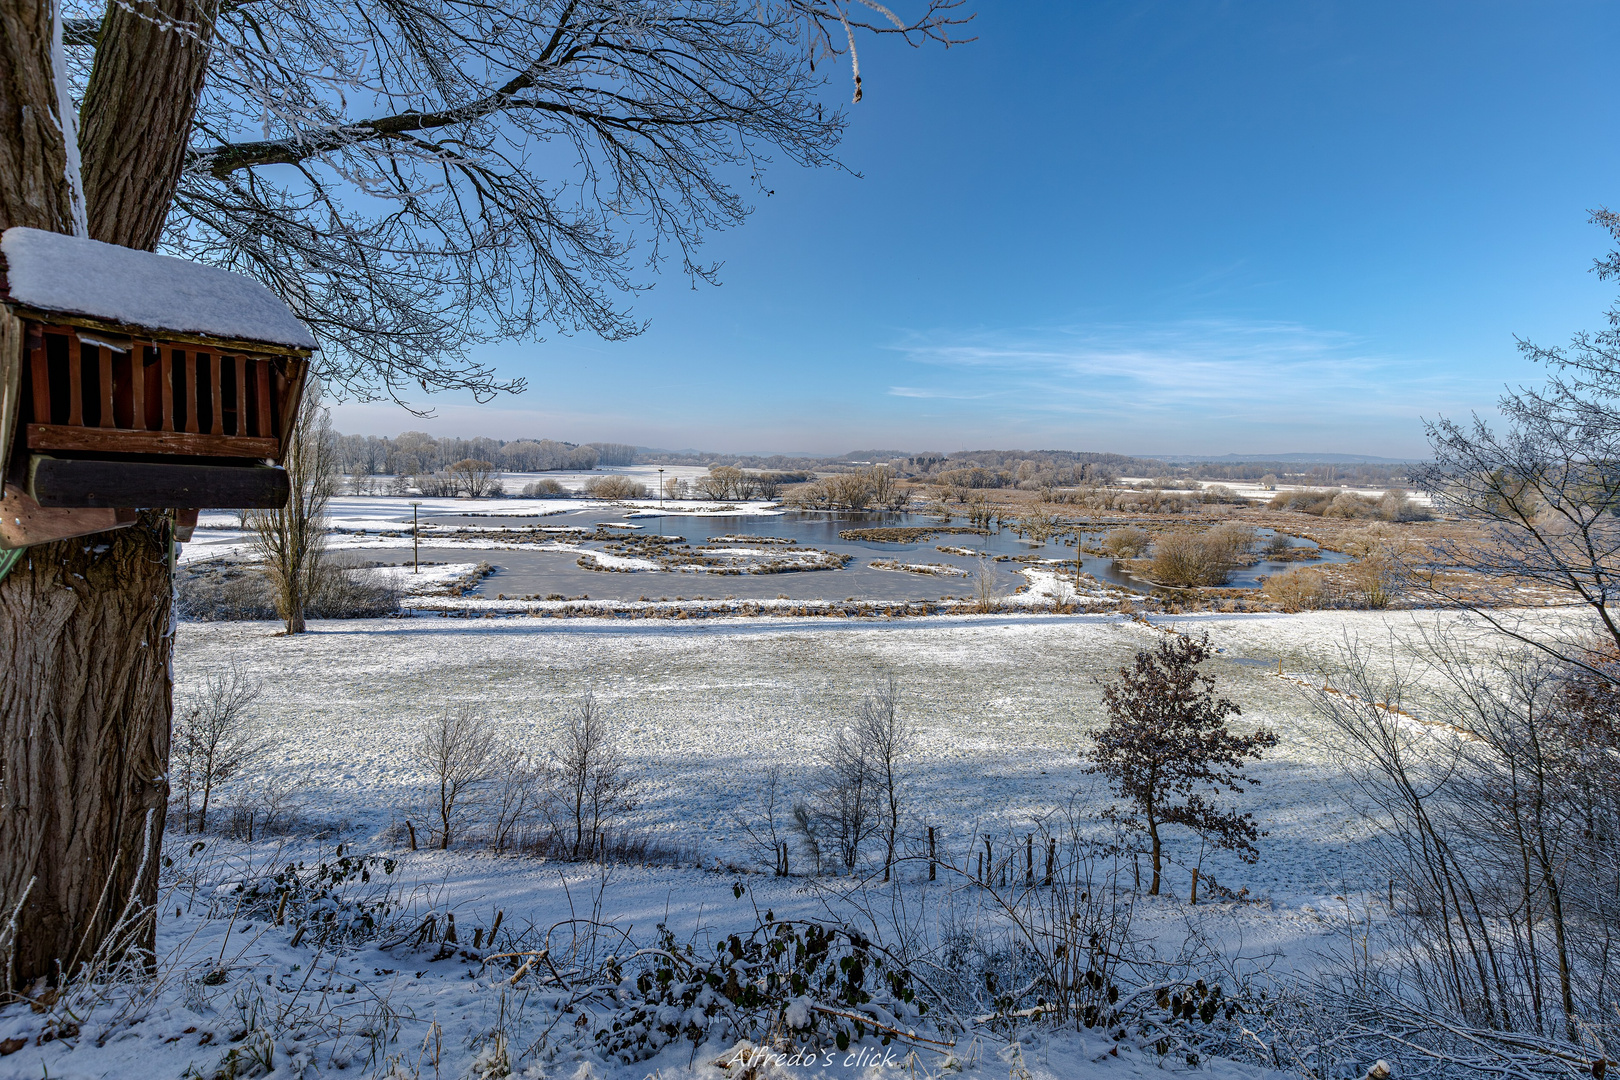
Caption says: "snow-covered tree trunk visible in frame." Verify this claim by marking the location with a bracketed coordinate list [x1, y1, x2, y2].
[0, 1, 80, 235]
[78, 0, 218, 250]
[0, 0, 214, 990]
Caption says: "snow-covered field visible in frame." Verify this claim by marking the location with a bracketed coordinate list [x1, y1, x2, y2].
[1115, 478, 1434, 506]
[171, 608, 1518, 905]
[5, 607, 1577, 1080]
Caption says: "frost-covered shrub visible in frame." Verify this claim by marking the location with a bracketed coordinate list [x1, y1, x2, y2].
[1377, 487, 1431, 521]
[521, 477, 568, 497]
[1148, 529, 1233, 587]
[414, 471, 456, 497]
[177, 562, 398, 620]
[1341, 525, 1411, 608]
[1261, 566, 1329, 611]
[1204, 523, 1256, 559]
[307, 564, 401, 618]
[218, 853, 402, 949]
[593, 897, 929, 1062]
[1101, 526, 1151, 558]
[1198, 484, 1244, 504]
[584, 474, 649, 499]
[175, 565, 280, 620]
[1323, 491, 1379, 519]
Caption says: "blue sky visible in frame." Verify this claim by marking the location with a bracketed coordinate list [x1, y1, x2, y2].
[332, 1, 1620, 458]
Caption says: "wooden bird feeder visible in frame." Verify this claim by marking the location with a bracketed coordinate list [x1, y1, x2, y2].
[0, 227, 315, 550]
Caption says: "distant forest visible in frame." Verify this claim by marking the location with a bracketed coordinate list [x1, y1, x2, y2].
[333, 432, 637, 476]
[333, 432, 1415, 488]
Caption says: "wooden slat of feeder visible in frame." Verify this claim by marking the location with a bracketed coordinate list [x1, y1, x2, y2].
[131, 342, 147, 429]
[29, 331, 49, 425]
[26, 424, 276, 459]
[234, 355, 247, 437]
[160, 347, 173, 430]
[209, 353, 223, 435]
[66, 335, 83, 427]
[99, 344, 114, 428]
[255, 360, 271, 438]
[0, 483, 137, 550]
[183, 351, 199, 433]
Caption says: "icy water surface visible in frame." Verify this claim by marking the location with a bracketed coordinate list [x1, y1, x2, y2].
[366, 508, 1349, 602]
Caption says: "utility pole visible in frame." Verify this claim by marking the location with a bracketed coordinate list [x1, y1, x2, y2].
[411, 501, 421, 572]
[658, 467, 666, 508]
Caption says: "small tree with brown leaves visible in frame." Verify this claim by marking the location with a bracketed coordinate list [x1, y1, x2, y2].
[1086, 633, 1277, 896]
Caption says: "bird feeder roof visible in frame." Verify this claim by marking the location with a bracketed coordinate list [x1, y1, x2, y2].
[0, 227, 317, 351]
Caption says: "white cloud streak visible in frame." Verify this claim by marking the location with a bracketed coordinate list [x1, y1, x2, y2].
[886, 318, 1470, 424]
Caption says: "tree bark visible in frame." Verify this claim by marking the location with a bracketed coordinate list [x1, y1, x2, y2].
[0, 0, 214, 990]
[78, 0, 218, 250]
[0, 517, 174, 987]
[1147, 810, 1162, 896]
[0, 0, 80, 236]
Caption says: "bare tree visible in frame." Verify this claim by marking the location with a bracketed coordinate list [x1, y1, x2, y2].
[489, 750, 540, 855]
[543, 694, 637, 859]
[854, 675, 914, 881]
[1012, 503, 1060, 546]
[1309, 633, 1620, 1041]
[751, 473, 783, 501]
[148, 2, 973, 403]
[1417, 211, 1620, 678]
[446, 458, 501, 498]
[249, 380, 338, 634]
[971, 556, 1002, 613]
[172, 666, 264, 834]
[413, 709, 499, 849]
[696, 466, 745, 501]
[798, 718, 878, 874]
[734, 764, 792, 875]
[1086, 633, 1278, 896]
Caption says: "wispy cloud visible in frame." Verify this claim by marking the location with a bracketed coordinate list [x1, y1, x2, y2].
[886, 318, 1469, 424]
[886, 386, 997, 400]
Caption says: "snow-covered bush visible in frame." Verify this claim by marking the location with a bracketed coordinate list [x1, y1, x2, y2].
[592, 893, 931, 1062]
[176, 562, 399, 620]
[1101, 526, 1150, 558]
[1261, 566, 1329, 611]
[584, 474, 649, 500]
[218, 852, 403, 950]
[521, 477, 568, 497]
[1148, 528, 1236, 587]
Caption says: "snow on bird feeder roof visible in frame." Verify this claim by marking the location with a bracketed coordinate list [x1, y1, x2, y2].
[0, 227, 316, 351]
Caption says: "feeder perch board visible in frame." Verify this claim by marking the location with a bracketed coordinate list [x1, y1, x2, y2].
[0, 227, 315, 550]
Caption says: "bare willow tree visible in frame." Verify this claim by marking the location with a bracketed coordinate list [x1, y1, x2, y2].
[1416, 210, 1620, 678]
[249, 380, 338, 634]
[0, 0, 964, 989]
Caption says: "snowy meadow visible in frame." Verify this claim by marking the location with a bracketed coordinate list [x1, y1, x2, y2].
[5, 604, 1595, 1080]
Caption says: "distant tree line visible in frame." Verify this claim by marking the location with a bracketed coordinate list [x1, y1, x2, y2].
[334, 432, 637, 476]
[1179, 461, 1416, 485]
